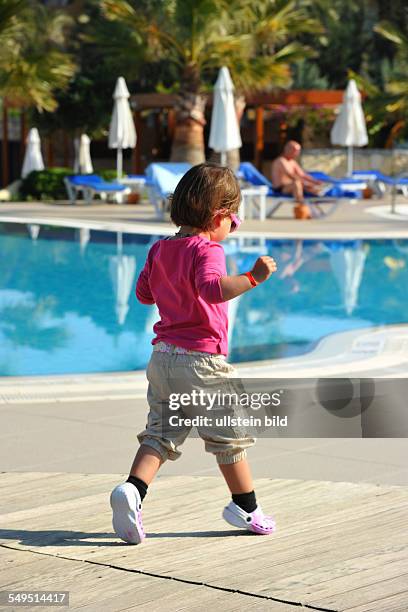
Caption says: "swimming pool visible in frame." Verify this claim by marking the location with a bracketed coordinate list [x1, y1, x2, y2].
[1, 221, 407, 376]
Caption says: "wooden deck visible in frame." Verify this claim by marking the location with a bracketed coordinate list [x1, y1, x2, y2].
[0, 473, 407, 611]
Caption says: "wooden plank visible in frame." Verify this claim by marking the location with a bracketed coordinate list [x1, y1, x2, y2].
[132, 92, 179, 110]
[2, 481, 406, 569]
[164, 536, 407, 583]
[20, 111, 27, 164]
[0, 553, 74, 588]
[0, 553, 177, 609]
[217, 542, 408, 587]
[0, 472, 66, 489]
[1, 474, 407, 611]
[254, 107, 264, 169]
[0, 548, 292, 611]
[63, 130, 70, 168]
[132, 111, 142, 174]
[131, 90, 344, 110]
[0, 473, 121, 514]
[345, 591, 408, 612]
[125, 589, 296, 612]
[310, 575, 408, 610]
[45, 137, 54, 167]
[260, 559, 408, 602]
[1, 493, 405, 551]
[250, 89, 345, 106]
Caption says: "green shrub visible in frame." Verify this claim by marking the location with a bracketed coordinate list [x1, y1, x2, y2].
[19, 168, 124, 201]
[99, 169, 121, 181]
[20, 168, 73, 201]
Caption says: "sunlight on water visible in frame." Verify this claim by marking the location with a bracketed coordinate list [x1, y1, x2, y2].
[1, 223, 407, 375]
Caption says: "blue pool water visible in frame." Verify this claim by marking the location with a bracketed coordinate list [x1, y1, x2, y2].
[1, 222, 408, 376]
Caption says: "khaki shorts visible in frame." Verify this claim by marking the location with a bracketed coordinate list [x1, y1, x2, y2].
[137, 346, 256, 465]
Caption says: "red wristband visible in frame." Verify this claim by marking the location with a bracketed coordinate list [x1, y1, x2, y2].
[244, 271, 258, 287]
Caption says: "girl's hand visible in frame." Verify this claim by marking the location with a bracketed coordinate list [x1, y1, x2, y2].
[251, 256, 277, 284]
[219, 256, 277, 301]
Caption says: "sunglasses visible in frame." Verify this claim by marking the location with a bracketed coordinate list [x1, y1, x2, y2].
[214, 209, 242, 233]
[229, 213, 242, 233]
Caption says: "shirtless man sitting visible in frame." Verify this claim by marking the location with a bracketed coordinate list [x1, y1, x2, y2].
[271, 141, 323, 218]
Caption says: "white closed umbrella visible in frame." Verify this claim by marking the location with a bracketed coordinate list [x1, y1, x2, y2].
[209, 66, 242, 166]
[330, 244, 367, 315]
[108, 77, 137, 179]
[109, 233, 136, 325]
[330, 80, 368, 176]
[74, 134, 93, 174]
[21, 128, 44, 178]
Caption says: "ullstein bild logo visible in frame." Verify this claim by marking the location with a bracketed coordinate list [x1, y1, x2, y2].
[167, 413, 287, 429]
[159, 378, 408, 438]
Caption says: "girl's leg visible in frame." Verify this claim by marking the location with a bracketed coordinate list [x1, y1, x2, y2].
[219, 457, 276, 534]
[129, 444, 164, 485]
[218, 457, 254, 494]
[110, 445, 164, 545]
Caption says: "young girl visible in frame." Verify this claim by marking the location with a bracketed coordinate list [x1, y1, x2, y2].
[110, 163, 277, 544]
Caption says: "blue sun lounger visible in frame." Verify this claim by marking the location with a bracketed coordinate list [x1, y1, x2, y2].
[64, 174, 130, 204]
[307, 171, 365, 198]
[238, 162, 343, 218]
[352, 170, 408, 197]
[145, 162, 192, 218]
[237, 162, 276, 195]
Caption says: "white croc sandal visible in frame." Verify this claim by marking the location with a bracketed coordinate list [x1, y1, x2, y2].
[222, 501, 276, 535]
[110, 482, 145, 544]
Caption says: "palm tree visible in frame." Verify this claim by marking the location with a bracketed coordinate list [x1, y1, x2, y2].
[352, 21, 408, 147]
[0, 0, 75, 112]
[0, 0, 27, 39]
[101, 0, 318, 164]
[373, 21, 408, 145]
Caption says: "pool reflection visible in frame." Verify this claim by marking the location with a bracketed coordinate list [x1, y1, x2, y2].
[0, 224, 407, 375]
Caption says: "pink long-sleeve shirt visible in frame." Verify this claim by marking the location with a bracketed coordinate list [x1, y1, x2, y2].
[136, 235, 229, 355]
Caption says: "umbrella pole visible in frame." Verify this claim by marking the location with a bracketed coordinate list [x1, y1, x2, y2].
[74, 137, 79, 174]
[391, 183, 397, 214]
[347, 146, 353, 177]
[390, 144, 397, 215]
[220, 151, 227, 166]
[117, 148, 123, 180]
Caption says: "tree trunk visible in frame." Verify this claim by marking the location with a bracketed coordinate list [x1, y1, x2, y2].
[209, 148, 241, 171]
[170, 92, 206, 165]
[2, 104, 9, 187]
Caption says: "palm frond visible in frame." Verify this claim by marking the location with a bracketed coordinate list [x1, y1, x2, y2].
[374, 21, 408, 50]
[0, 0, 27, 37]
[98, 0, 318, 96]
[0, 1, 76, 110]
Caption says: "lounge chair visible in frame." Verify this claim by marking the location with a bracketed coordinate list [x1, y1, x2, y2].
[307, 171, 365, 198]
[145, 162, 192, 219]
[118, 174, 147, 191]
[238, 162, 342, 219]
[352, 170, 408, 197]
[238, 162, 280, 196]
[145, 162, 268, 221]
[64, 174, 130, 205]
[239, 185, 269, 220]
[64, 174, 98, 202]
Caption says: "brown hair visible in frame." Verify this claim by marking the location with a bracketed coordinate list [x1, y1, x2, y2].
[169, 163, 241, 230]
